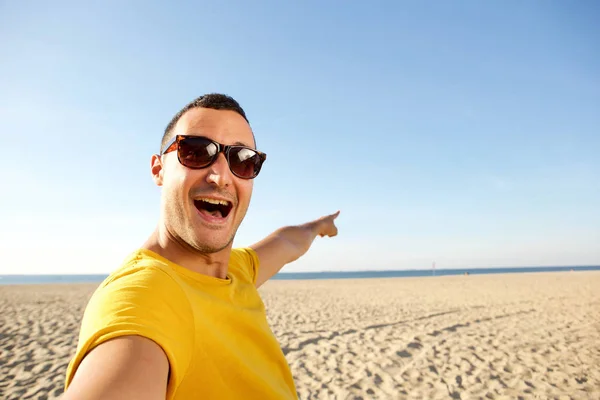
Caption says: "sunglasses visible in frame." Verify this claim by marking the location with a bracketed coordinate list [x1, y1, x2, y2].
[160, 135, 267, 179]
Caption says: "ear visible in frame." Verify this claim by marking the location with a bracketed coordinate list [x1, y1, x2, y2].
[150, 154, 164, 186]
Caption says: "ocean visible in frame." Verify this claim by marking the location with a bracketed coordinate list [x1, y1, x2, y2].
[1, 265, 599, 285]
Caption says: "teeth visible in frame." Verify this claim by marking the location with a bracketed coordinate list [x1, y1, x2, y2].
[199, 198, 230, 206]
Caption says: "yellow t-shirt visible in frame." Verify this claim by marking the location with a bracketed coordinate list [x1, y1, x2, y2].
[65, 247, 298, 399]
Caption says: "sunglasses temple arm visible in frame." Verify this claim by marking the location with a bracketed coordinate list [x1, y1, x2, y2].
[160, 137, 178, 155]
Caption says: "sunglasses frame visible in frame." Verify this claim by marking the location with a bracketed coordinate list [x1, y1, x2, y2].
[159, 135, 267, 179]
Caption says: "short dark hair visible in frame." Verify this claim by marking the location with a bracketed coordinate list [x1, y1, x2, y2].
[160, 93, 249, 152]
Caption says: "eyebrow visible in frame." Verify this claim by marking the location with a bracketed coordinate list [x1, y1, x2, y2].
[182, 133, 255, 149]
[234, 140, 254, 148]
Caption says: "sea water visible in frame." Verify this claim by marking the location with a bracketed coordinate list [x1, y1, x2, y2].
[1, 266, 599, 285]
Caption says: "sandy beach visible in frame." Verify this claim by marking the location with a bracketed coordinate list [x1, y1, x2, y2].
[1, 271, 599, 399]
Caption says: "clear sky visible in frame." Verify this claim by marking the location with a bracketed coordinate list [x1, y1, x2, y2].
[1, 0, 599, 274]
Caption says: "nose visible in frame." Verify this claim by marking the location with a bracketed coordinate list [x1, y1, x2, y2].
[205, 153, 233, 187]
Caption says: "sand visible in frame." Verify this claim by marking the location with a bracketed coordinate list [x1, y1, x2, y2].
[1, 272, 599, 399]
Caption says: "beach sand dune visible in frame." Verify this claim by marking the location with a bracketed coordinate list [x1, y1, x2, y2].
[1, 272, 599, 399]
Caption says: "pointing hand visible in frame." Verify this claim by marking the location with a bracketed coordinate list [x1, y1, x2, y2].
[315, 210, 340, 238]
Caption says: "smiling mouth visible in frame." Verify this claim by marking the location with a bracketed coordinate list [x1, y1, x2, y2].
[194, 198, 233, 219]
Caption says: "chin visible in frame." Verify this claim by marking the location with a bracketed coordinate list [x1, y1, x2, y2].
[191, 235, 234, 254]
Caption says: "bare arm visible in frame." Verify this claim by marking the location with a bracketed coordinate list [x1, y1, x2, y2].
[251, 211, 340, 287]
[62, 336, 169, 400]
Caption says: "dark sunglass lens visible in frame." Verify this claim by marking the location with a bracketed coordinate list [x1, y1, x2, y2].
[178, 137, 218, 168]
[229, 147, 262, 178]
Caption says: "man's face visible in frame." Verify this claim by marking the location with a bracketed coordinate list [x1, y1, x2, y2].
[153, 107, 256, 253]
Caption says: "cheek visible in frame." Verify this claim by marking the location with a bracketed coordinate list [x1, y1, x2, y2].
[164, 168, 195, 204]
[238, 181, 253, 208]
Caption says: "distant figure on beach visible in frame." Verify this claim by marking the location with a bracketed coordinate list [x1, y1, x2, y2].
[62, 94, 340, 400]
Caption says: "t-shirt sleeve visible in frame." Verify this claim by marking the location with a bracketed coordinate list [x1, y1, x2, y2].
[230, 247, 260, 285]
[64, 266, 194, 397]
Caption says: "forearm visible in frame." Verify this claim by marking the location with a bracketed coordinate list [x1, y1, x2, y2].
[251, 211, 338, 287]
[272, 222, 321, 264]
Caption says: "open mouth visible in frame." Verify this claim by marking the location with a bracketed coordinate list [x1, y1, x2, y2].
[194, 198, 233, 219]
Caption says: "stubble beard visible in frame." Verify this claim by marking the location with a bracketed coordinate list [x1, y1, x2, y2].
[191, 234, 235, 254]
[171, 204, 240, 255]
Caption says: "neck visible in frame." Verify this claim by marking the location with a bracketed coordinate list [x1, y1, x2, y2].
[141, 225, 231, 280]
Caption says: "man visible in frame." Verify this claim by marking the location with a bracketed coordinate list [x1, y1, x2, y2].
[62, 94, 339, 399]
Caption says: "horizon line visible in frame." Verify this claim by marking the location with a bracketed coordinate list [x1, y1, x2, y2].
[1, 264, 600, 277]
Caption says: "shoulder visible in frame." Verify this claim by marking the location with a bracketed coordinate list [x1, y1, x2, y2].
[67, 250, 194, 392]
[229, 247, 260, 285]
[89, 250, 190, 314]
[81, 249, 193, 338]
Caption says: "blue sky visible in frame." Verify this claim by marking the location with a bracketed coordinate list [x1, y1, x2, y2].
[1, 0, 598, 274]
